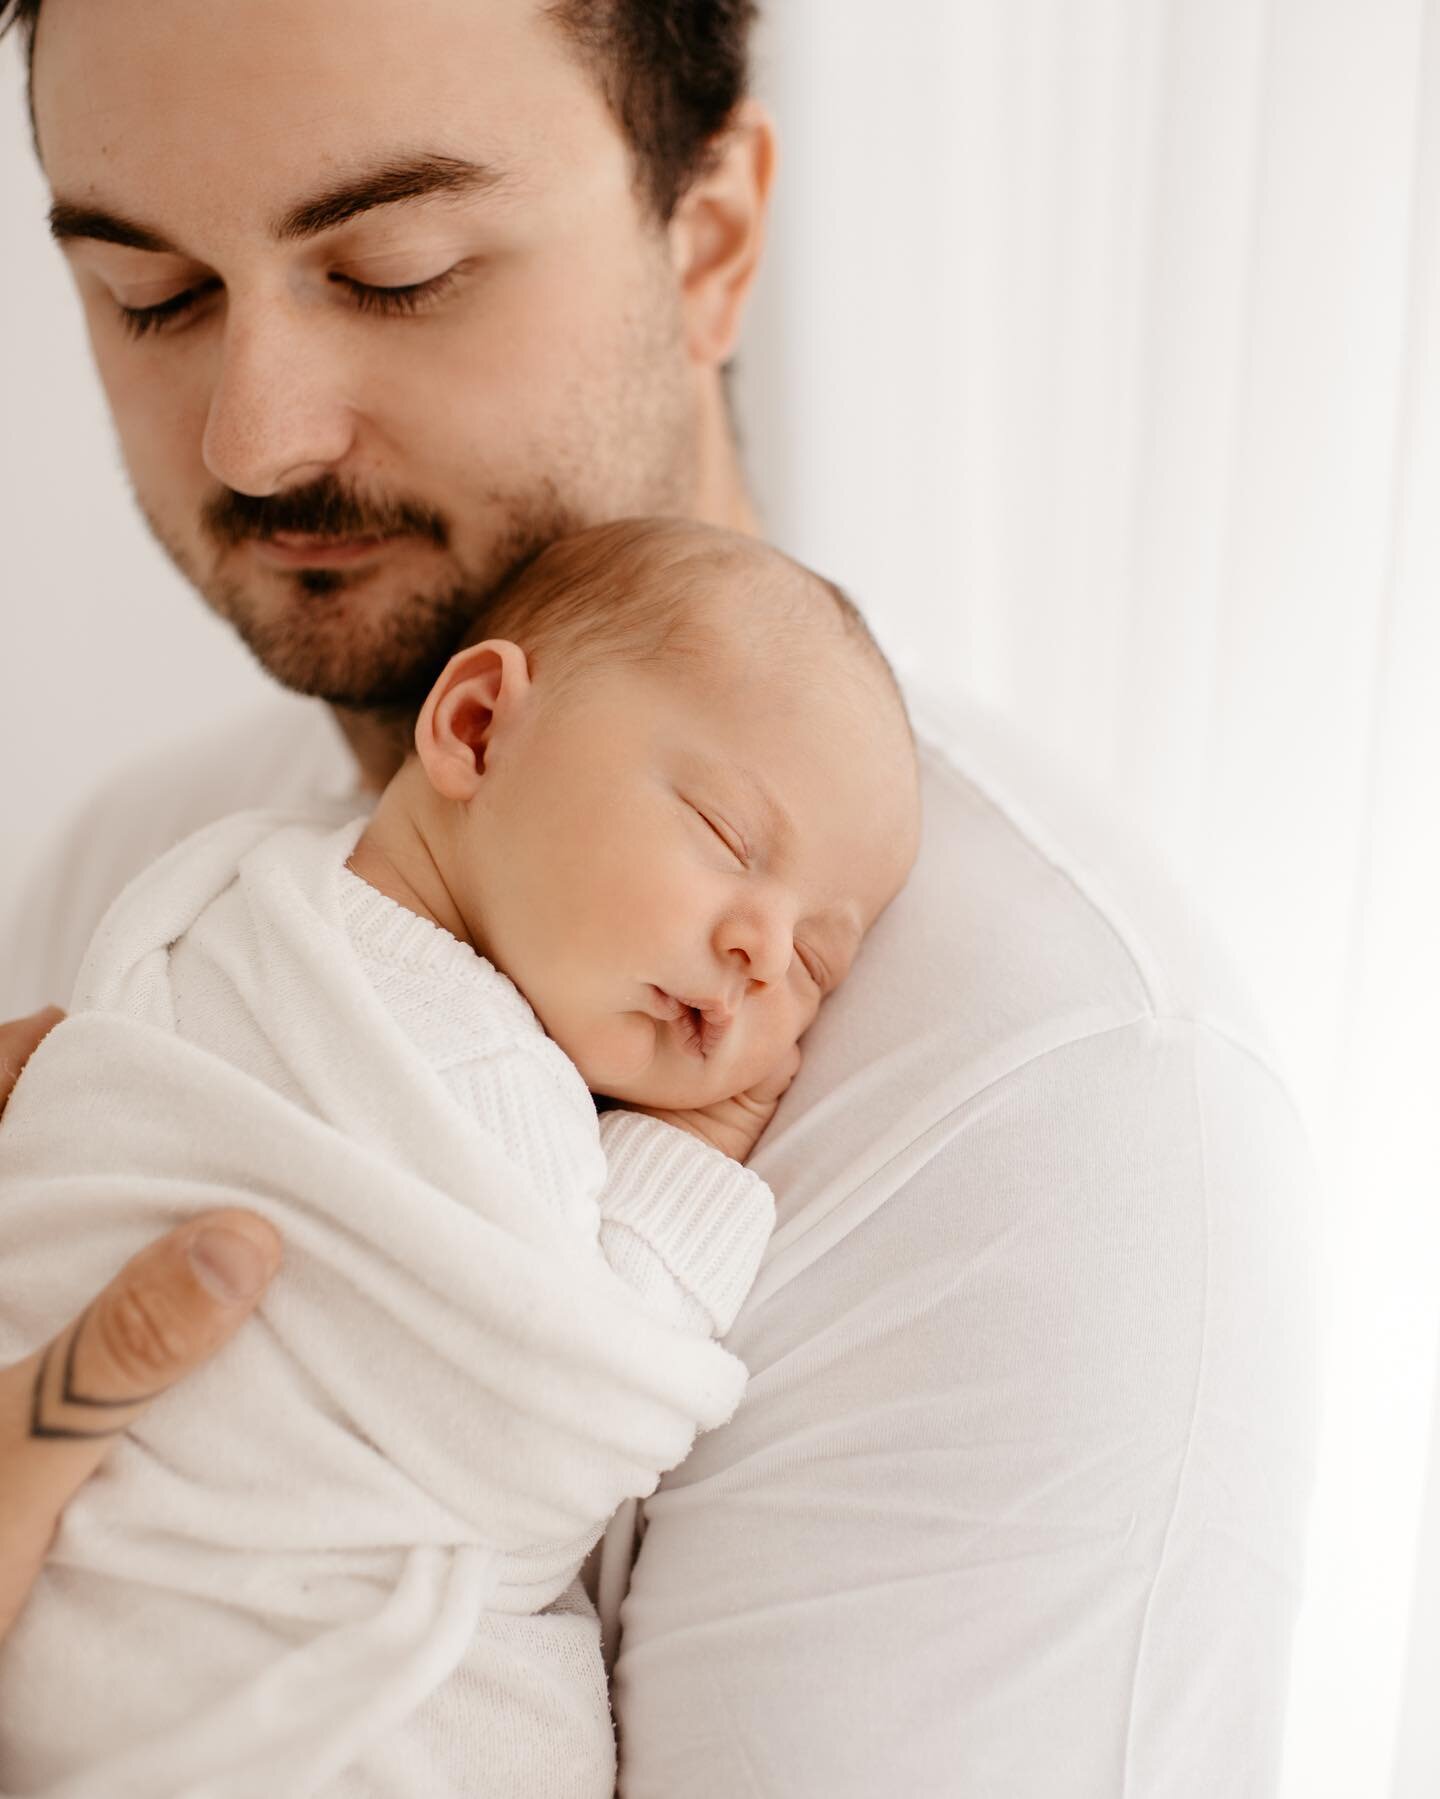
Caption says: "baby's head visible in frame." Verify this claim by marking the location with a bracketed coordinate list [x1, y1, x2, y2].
[379, 517, 920, 1108]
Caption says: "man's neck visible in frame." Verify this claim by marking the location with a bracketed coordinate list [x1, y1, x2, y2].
[335, 708, 416, 796]
[692, 380, 762, 538]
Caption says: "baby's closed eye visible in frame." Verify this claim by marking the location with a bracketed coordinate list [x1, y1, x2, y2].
[687, 800, 748, 867]
[794, 945, 827, 990]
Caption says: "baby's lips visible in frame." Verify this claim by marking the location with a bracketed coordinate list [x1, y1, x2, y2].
[648, 986, 736, 1058]
[690, 1004, 734, 1057]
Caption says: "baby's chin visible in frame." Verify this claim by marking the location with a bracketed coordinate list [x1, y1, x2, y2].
[587, 1059, 744, 1112]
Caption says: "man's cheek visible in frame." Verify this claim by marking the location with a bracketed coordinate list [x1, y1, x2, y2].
[99, 364, 201, 483]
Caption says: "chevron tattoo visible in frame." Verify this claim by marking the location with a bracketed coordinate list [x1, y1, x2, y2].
[28, 1304, 171, 1442]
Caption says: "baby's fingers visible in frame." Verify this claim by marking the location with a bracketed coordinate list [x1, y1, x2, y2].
[746, 1042, 803, 1106]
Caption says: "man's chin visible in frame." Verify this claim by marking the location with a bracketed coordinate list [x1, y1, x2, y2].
[212, 505, 586, 704]
[143, 484, 591, 705]
[200, 571, 483, 713]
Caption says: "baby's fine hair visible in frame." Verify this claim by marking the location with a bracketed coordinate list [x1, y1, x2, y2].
[468, 516, 911, 727]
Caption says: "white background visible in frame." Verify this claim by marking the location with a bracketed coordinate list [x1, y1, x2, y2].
[3, 6, 1439, 1795]
[0, 52, 278, 883]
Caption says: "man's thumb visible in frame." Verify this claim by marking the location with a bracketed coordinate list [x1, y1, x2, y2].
[33, 1210, 282, 1431]
[0, 1210, 282, 1641]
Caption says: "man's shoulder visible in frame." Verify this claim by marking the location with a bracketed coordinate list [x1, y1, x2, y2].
[2, 695, 358, 1018]
[904, 686, 1280, 1065]
[750, 688, 1307, 1282]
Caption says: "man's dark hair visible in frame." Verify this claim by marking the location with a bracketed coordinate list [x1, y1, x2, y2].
[0, 0, 36, 52]
[547, 2, 757, 219]
[0, 0, 757, 221]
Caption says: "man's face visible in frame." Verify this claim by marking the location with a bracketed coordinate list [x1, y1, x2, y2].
[32, 0, 702, 711]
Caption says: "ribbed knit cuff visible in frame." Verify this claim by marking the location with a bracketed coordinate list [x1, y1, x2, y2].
[596, 1111, 775, 1336]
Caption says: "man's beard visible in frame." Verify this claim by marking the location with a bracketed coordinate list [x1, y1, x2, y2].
[142, 474, 587, 715]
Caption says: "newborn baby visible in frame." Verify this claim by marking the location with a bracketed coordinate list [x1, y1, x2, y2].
[0, 518, 920, 1798]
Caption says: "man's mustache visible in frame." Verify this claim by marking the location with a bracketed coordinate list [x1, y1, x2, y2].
[202, 479, 450, 550]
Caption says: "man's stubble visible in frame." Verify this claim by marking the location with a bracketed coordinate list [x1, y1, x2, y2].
[141, 474, 588, 716]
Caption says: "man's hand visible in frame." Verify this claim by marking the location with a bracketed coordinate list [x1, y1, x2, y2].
[0, 1007, 282, 1642]
[0, 1006, 66, 1104]
[628, 1044, 803, 1164]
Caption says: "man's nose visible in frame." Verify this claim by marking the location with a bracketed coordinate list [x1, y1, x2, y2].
[200, 302, 357, 497]
[716, 900, 793, 992]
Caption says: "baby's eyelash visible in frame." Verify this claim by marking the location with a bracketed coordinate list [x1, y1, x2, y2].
[692, 805, 748, 866]
[795, 946, 826, 988]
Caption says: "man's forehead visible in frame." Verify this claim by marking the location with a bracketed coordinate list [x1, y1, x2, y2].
[32, 0, 615, 203]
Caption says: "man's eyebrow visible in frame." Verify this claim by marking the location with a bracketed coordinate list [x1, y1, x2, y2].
[272, 153, 508, 242]
[47, 154, 508, 256]
[48, 204, 177, 254]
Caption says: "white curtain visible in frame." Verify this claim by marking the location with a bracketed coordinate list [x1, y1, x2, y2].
[735, 3, 1440, 1793]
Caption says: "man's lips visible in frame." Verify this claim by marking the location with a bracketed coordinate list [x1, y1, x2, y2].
[648, 986, 734, 1059]
[249, 532, 406, 569]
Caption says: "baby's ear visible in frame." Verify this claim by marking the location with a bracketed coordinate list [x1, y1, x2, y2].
[414, 640, 532, 801]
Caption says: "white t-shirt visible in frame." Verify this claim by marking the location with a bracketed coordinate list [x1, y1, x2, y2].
[1, 687, 1318, 1799]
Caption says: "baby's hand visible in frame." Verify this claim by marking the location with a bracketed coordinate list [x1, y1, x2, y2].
[632, 1044, 802, 1164]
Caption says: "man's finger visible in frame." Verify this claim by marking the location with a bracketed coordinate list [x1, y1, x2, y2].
[0, 1209, 282, 1640]
[0, 1006, 66, 1116]
[40, 1211, 282, 1424]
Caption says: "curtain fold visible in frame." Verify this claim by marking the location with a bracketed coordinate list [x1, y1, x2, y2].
[736, 4, 1440, 1792]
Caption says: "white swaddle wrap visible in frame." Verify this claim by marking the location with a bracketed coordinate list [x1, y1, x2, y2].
[0, 812, 772, 1797]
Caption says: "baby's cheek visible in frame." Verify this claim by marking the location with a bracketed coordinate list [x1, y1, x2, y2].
[554, 1011, 658, 1093]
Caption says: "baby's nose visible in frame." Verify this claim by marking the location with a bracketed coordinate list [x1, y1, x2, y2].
[717, 905, 792, 989]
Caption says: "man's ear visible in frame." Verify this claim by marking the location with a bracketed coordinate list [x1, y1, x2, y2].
[414, 640, 532, 802]
[669, 99, 777, 367]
